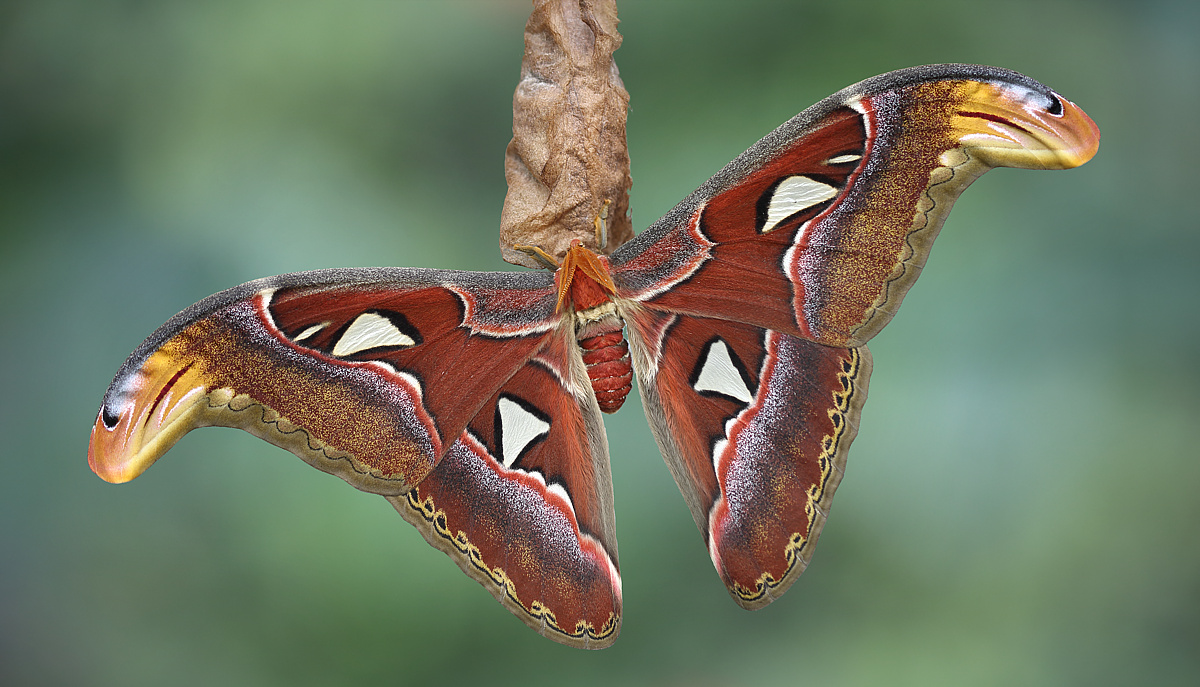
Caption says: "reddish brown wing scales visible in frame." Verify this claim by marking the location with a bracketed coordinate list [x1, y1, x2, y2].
[631, 313, 767, 516]
[628, 311, 871, 608]
[393, 438, 620, 648]
[709, 335, 869, 606]
[270, 285, 548, 450]
[622, 108, 866, 339]
[391, 332, 620, 648]
[703, 107, 866, 243]
[473, 334, 614, 539]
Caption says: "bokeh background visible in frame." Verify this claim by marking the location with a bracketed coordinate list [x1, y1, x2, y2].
[2, 1, 1197, 685]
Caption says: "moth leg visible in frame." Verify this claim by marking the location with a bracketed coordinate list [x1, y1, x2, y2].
[514, 244, 561, 270]
[593, 199, 612, 251]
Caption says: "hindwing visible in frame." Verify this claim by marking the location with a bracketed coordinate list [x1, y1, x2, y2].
[392, 330, 621, 648]
[626, 309, 870, 605]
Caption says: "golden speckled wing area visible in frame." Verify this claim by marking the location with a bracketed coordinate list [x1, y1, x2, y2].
[799, 77, 1099, 345]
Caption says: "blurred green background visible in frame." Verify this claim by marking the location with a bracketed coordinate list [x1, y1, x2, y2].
[2, 0, 1197, 684]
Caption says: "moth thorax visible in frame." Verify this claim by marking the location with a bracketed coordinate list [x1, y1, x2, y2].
[576, 310, 632, 414]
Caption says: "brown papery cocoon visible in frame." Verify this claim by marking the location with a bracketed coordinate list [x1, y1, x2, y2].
[500, 0, 633, 268]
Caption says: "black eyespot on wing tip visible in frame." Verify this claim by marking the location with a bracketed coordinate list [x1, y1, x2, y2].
[100, 405, 121, 429]
[1047, 93, 1064, 117]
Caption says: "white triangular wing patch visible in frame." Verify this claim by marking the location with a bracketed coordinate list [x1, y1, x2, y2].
[331, 312, 416, 356]
[498, 397, 550, 467]
[293, 322, 327, 342]
[825, 153, 862, 164]
[694, 340, 754, 404]
[761, 175, 838, 233]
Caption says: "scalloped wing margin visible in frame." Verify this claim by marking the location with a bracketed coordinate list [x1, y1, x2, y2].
[626, 308, 871, 607]
[390, 329, 621, 648]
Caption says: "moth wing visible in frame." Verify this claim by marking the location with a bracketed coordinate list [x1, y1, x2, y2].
[626, 308, 870, 607]
[391, 328, 621, 648]
[612, 64, 1099, 347]
[88, 267, 559, 496]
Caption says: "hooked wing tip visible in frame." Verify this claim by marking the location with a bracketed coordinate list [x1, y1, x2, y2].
[88, 353, 212, 484]
[1054, 93, 1101, 167]
[88, 415, 150, 484]
[950, 80, 1100, 170]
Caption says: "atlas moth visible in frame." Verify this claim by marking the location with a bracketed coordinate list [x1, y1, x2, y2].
[89, 64, 1099, 648]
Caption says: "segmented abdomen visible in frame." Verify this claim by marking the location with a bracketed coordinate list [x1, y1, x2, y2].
[579, 331, 632, 413]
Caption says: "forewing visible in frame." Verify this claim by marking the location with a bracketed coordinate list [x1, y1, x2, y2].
[390, 329, 621, 648]
[88, 267, 559, 496]
[611, 64, 1099, 347]
[626, 308, 871, 607]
